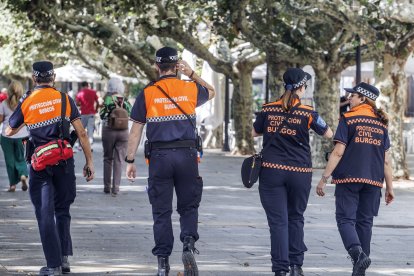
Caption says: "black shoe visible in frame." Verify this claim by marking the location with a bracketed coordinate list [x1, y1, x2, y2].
[290, 265, 304, 276]
[182, 236, 199, 276]
[274, 271, 288, 276]
[348, 246, 371, 276]
[157, 256, 170, 276]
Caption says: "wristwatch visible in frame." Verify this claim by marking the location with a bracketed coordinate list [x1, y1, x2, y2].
[124, 156, 135, 164]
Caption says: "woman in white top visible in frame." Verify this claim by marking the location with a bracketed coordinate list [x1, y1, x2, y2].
[0, 81, 29, 192]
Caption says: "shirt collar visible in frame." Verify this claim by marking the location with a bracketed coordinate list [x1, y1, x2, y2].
[33, 85, 54, 90]
[350, 103, 372, 112]
[159, 74, 177, 80]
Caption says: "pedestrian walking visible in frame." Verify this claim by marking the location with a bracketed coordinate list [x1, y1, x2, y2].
[76, 81, 99, 146]
[125, 46, 215, 276]
[99, 77, 131, 196]
[316, 82, 394, 276]
[0, 80, 29, 192]
[6, 61, 94, 276]
[252, 68, 333, 276]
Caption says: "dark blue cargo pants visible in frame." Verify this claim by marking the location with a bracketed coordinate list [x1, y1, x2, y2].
[259, 167, 312, 273]
[335, 183, 381, 256]
[29, 158, 76, 268]
[148, 148, 203, 257]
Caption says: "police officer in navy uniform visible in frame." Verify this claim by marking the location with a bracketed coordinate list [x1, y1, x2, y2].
[125, 47, 215, 276]
[253, 68, 333, 276]
[317, 82, 394, 276]
[6, 61, 95, 276]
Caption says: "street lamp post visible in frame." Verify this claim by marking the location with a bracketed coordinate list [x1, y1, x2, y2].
[356, 34, 361, 84]
[265, 63, 270, 103]
[222, 76, 230, 152]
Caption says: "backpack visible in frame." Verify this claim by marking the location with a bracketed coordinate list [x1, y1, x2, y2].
[108, 96, 129, 130]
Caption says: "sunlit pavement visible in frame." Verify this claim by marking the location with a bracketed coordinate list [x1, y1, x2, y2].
[1, 142, 413, 276]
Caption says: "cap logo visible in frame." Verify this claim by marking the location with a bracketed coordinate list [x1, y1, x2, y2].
[356, 86, 378, 100]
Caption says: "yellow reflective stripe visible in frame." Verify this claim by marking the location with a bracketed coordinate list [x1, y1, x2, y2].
[36, 143, 59, 157]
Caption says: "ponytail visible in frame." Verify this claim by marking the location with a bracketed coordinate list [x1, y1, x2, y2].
[7, 81, 24, 110]
[366, 99, 388, 126]
[281, 88, 300, 112]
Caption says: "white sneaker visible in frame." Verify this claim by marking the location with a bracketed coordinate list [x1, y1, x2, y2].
[39, 266, 62, 276]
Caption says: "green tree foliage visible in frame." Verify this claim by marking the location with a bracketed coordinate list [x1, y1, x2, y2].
[0, 2, 71, 77]
[4, 1, 414, 173]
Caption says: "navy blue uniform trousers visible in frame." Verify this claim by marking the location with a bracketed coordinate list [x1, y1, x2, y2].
[148, 148, 203, 257]
[29, 158, 76, 268]
[259, 167, 312, 272]
[335, 183, 381, 256]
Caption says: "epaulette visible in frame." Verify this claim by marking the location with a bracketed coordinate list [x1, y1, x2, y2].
[19, 90, 32, 103]
[263, 99, 282, 107]
[300, 104, 314, 111]
[144, 80, 156, 89]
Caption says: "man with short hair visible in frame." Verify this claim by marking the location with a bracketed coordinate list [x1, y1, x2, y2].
[6, 61, 94, 276]
[126, 47, 215, 276]
[76, 81, 99, 146]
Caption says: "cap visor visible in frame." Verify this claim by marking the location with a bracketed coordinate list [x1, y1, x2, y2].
[305, 72, 312, 81]
[344, 88, 355, 93]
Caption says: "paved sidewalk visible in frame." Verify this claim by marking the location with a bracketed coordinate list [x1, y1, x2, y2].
[0, 144, 413, 276]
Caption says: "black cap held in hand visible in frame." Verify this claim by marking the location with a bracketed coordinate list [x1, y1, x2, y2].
[155, 47, 178, 64]
[32, 61, 54, 77]
[283, 68, 311, 90]
[344, 82, 380, 101]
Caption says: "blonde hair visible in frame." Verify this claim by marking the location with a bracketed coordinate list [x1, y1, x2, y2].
[7, 81, 24, 110]
[281, 87, 301, 112]
[364, 98, 388, 126]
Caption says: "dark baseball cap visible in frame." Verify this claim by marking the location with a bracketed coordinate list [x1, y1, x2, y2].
[283, 68, 311, 90]
[32, 61, 54, 77]
[155, 47, 179, 64]
[344, 82, 380, 101]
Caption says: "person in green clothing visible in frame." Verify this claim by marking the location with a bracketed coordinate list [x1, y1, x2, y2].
[0, 80, 29, 192]
[99, 77, 132, 196]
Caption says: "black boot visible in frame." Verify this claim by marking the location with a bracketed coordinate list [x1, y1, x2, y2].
[290, 265, 304, 276]
[157, 256, 170, 276]
[274, 271, 287, 276]
[182, 236, 199, 276]
[348, 246, 371, 276]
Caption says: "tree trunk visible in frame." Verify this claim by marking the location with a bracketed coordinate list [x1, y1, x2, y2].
[205, 124, 223, 149]
[232, 68, 255, 155]
[266, 60, 286, 101]
[312, 66, 340, 168]
[376, 54, 409, 179]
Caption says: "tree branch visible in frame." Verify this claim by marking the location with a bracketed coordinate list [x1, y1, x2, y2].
[75, 46, 110, 78]
[32, 1, 157, 80]
[139, 19, 236, 79]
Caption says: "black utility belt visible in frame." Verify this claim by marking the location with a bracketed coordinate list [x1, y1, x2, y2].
[151, 140, 196, 149]
[145, 139, 202, 159]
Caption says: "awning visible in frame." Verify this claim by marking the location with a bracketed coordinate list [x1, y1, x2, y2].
[54, 65, 103, 82]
